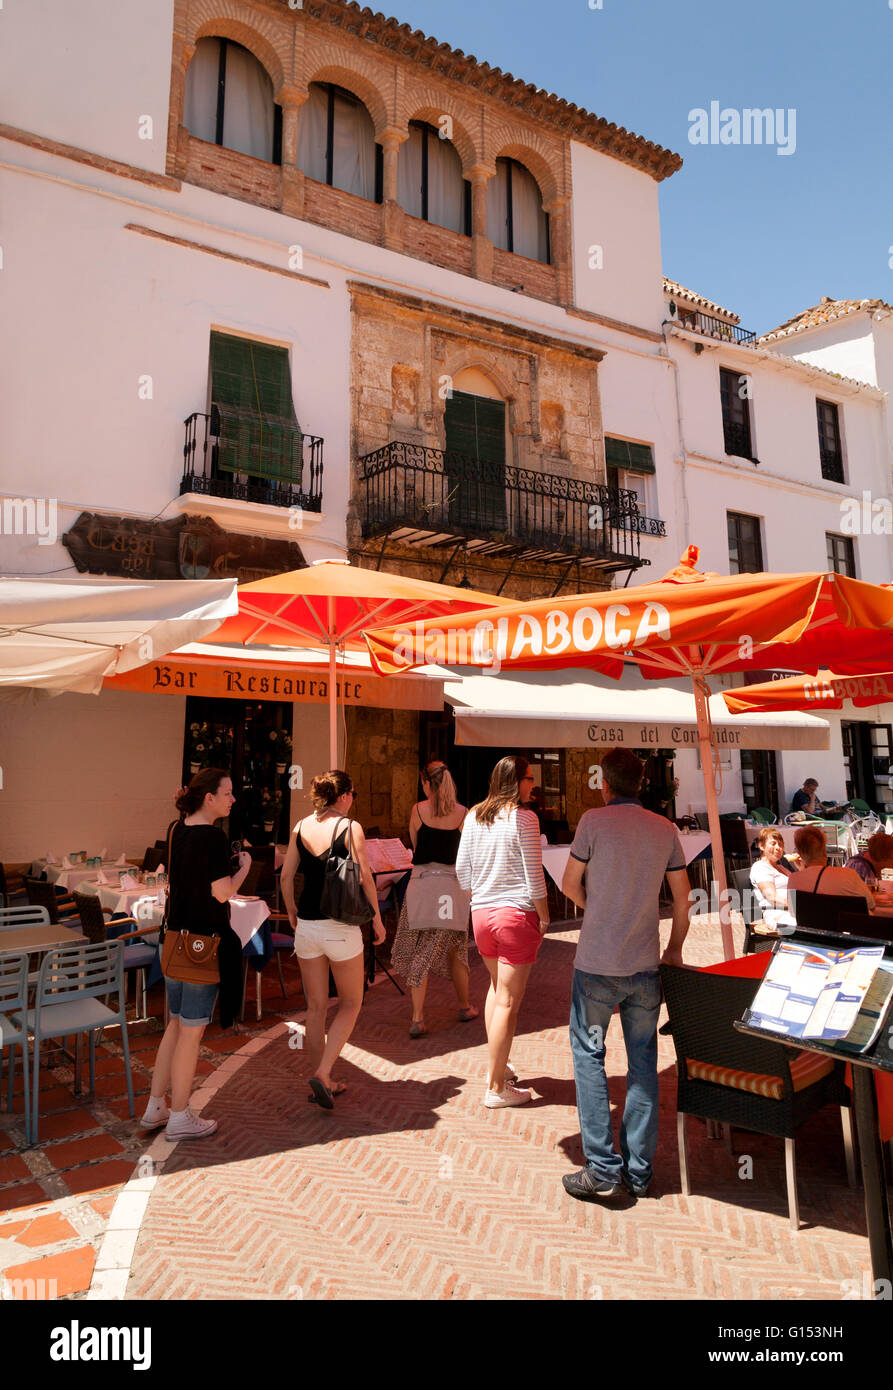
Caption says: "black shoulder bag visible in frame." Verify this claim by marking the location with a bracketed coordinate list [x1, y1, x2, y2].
[319, 817, 373, 926]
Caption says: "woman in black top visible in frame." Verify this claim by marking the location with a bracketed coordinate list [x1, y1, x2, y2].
[279, 770, 384, 1109]
[141, 769, 250, 1142]
[390, 761, 476, 1037]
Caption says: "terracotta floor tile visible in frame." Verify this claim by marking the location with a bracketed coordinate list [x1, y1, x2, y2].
[0, 1155, 31, 1183]
[34, 1110, 103, 1142]
[48, 1134, 125, 1169]
[202, 1034, 247, 1053]
[89, 1193, 117, 1217]
[0, 1132, 13, 1152]
[89, 1055, 131, 1076]
[63, 1160, 134, 1197]
[194, 1059, 215, 1075]
[18, 1213, 79, 1246]
[4, 1245, 95, 1298]
[0, 1182, 50, 1214]
[89, 1075, 149, 1099]
[101, 1099, 139, 1121]
[33, 1087, 80, 1114]
[0, 1218, 31, 1240]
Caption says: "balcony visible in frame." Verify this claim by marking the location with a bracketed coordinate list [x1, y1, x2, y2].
[357, 442, 659, 574]
[820, 446, 845, 485]
[182, 412, 324, 513]
[680, 310, 756, 345]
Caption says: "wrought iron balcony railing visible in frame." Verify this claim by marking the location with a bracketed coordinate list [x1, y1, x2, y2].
[687, 311, 756, 345]
[820, 445, 845, 485]
[357, 442, 664, 571]
[182, 412, 324, 512]
[722, 420, 755, 460]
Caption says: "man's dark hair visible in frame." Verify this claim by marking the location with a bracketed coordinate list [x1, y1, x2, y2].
[601, 748, 644, 798]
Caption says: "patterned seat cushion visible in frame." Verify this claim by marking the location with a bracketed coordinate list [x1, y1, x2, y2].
[685, 1051, 834, 1100]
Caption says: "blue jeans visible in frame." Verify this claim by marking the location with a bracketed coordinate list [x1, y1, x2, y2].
[569, 968, 661, 1186]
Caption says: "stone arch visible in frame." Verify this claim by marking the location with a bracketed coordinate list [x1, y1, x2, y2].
[303, 63, 389, 137]
[451, 364, 511, 401]
[491, 140, 560, 207]
[188, 9, 286, 94]
[403, 105, 478, 174]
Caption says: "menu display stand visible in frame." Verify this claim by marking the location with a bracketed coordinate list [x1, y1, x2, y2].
[734, 928, 893, 1293]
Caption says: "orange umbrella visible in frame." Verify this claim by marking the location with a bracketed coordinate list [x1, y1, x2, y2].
[724, 670, 893, 715]
[364, 548, 893, 957]
[203, 559, 512, 766]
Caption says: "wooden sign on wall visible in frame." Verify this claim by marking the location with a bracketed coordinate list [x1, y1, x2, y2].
[62, 513, 305, 582]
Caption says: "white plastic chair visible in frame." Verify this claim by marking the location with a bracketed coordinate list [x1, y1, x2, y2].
[0, 953, 31, 1145]
[0, 905, 50, 930]
[19, 940, 134, 1143]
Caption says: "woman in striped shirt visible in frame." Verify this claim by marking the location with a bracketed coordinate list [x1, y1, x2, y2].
[456, 756, 549, 1108]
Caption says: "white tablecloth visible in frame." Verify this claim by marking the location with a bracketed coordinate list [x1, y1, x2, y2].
[542, 830, 712, 892]
[32, 860, 127, 892]
[229, 897, 271, 949]
[77, 879, 165, 916]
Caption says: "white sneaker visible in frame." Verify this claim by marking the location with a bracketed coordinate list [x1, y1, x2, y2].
[165, 1107, 219, 1142]
[139, 1100, 170, 1131]
[484, 1085, 532, 1108]
[504, 1062, 519, 1084]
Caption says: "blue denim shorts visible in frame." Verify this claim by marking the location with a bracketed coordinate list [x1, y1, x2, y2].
[165, 977, 218, 1027]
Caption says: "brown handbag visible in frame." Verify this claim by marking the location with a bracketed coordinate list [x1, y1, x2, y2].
[160, 822, 221, 985]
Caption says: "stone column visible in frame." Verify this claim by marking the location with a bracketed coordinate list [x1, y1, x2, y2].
[379, 126, 407, 251]
[468, 164, 495, 282]
[544, 195, 572, 306]
[169, 38, 195, 180]
[277, 85, 308, 219]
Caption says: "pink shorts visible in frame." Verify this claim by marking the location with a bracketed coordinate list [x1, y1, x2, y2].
[472, 906, 542, 966]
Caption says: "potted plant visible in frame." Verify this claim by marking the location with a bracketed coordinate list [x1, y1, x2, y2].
[261, 787, 283, 834]
[269, 727, 293, 774]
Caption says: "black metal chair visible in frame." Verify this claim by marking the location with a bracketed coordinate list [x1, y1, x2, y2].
[729, 867, 777, 955]
[24, 876, 79, 925]
[660, 964, 856, 1229]
[140, 846, 166, 873]
[836, 911, 893, 944]
[793, 890, 869, 932]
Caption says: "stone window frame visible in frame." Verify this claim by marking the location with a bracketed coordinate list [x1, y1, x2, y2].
[167, 6, 572, 304]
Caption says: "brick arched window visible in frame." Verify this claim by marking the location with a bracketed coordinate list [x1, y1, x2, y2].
[398, 121, 470, 235]
[297, 82, 382, 203]
[487, 157, 549, 263]
[184, 37, 282, 164]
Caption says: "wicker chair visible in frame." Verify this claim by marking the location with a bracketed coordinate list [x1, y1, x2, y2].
[24, 876, 79, 925]
[660, 964, 856, 1229]
[729, 867, 778, 955]
[793, 890, 868, 933]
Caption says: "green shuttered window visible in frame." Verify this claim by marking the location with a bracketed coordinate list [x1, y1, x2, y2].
[210, 332, 303, 483]
[604, 437, 655, 475]
[443, 390, 507, 530]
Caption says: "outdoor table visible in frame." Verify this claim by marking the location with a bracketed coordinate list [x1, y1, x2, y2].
[542, 833, 712, 899]
[0, 922, 86, 954]
[732, 939, 893, 1292]
[743, 822, 850, 857]
[31, 859, 127, 892]
[77, 878, 165, 916]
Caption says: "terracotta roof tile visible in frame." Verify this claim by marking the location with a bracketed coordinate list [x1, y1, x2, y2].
[759, 296, 893, 342]
[663, 278, 740, 322]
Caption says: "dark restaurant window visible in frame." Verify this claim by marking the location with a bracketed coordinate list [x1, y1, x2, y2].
[727, 511, 763, 574]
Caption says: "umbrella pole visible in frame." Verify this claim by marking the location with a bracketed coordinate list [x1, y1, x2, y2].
[328, 598, 338, 769]
[692, 675, 735, 959]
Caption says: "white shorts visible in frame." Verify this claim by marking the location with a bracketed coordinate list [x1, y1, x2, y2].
[294, 917, 364, 963]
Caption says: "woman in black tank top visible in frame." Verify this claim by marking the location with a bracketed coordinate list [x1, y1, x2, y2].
[390, 762, 476, 1037]
[279, 770, 384, 1109]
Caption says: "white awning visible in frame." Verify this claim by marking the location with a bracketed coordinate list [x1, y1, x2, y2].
[0, 576, 239, 698]
[444, 668, 830, 751]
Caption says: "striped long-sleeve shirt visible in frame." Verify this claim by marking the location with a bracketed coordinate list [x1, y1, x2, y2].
[455, 805, 547, 912]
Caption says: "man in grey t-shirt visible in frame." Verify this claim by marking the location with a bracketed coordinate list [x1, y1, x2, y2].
[560, 748, 690, 1202]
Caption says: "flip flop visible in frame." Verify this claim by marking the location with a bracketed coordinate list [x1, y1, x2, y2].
[457, 1007, 479, 1022]
[409, 1020, 428, 1038]
[309, 1081, 346, 1102]
[308, 1077, 334, 1110]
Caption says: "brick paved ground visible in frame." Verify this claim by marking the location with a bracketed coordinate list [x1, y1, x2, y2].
[121, 918, 874, 1302]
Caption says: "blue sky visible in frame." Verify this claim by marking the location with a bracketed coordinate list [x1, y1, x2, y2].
[389, 0, 893, 334]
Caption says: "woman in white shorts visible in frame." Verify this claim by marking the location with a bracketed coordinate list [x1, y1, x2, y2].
[279, 770, 384, 1109]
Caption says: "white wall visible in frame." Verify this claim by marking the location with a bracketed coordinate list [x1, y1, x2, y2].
[0, 0, 174, 174]
[570, 142, 665, 333]
[0, 689, 185, 861]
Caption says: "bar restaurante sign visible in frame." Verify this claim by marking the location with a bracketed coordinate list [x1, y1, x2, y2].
[104, 658, 444, 710]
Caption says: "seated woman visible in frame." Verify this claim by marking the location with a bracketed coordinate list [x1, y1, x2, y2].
[749, 826, 797, 932]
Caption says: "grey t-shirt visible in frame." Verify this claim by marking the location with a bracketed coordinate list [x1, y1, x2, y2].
[570, 800, 686, 977]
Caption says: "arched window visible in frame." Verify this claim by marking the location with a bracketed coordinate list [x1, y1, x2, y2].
[297, 82, 382, 203]
[184, 37, 281, 163]
[486, 157, 549, 263]
[398, 121, 470, 234]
